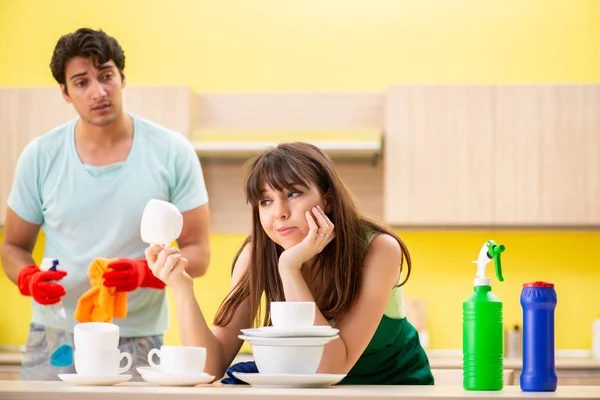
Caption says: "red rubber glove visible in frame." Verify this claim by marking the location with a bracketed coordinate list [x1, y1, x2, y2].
[17, 264, 67, 305]
[102, 258, 166, 292]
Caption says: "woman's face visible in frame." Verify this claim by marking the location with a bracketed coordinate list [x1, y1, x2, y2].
[258, 181, 328, 249]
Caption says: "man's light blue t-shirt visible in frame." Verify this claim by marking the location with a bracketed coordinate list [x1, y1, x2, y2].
[7, 113, 209, 337]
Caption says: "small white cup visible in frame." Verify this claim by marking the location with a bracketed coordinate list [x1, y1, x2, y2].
[140, 199, 183, 246]
[148, 346, 206, 375]
[270, 301, 315, 329]
[74, 348, 132, 376]
[74, 322, 119, 351]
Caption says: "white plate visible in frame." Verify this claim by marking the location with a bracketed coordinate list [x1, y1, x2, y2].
[241, 326, 339, 338]
[232, 372, 346, 388]
[137, 367, 214, 386]
[239, 334, 339, 346]
[58, 374, 132, 386]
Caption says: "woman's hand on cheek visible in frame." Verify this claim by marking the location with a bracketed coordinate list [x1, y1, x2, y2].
[278, 205, 336, 272]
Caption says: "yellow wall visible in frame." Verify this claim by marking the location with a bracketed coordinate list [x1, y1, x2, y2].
[0, 0, 599, 89]
[1, 0, 599, 350]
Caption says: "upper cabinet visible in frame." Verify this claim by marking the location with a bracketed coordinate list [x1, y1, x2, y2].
[0, 89, 77, 225]
[494, 85, 600, 226]
[2, 85, 597, 228]
[384, 85, 496, 225]
[384, 85, 600, 226]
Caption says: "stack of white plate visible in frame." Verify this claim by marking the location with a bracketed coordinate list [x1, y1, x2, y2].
[236, 325, 346, 388]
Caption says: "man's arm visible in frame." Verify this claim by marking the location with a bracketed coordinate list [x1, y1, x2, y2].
[176, 203, 210, 278]
[0, 207, 42, 284]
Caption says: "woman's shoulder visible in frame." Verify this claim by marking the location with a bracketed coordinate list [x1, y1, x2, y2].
[363, 232, 403, 271]
[231, 241, 253, 282]
[367, 232, 402, 253]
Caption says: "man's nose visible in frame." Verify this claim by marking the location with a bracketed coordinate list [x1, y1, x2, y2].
[90, 80, 107, 100]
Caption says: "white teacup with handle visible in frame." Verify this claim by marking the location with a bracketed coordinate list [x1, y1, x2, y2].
[140, 199, 183, 246]
[74, 348, 132, 376]
[74, 322, 120, 351]
[148, 346, 206, 375]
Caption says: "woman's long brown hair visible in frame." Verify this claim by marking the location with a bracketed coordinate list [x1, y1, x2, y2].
[213, 142, 411, 328]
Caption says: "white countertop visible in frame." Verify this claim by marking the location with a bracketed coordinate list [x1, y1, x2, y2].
[0, 381, 599, 400]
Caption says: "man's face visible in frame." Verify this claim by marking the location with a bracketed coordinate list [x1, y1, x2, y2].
[61, 57, 125, 127]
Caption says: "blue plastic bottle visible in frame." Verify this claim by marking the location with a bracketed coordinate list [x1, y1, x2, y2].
[520, 281, 557, 392]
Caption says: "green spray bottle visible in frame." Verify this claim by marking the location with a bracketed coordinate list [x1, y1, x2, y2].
[463, 240, 506, 391]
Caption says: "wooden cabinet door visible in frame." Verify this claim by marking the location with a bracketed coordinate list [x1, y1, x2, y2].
[494, 85, 600, 226]
[384, 84, 600, 226]
[0, 88, 76, 225]
[384, 85, 495, 225]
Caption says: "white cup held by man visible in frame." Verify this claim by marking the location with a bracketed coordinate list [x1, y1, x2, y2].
[74, 322, 119, 352]
[148, 346, 206, 375]
[140, 199, 183, 246]
[74, 348, 132, 376]
[270, 301, 316, 329]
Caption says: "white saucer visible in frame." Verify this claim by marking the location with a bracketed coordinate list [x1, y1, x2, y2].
[241, 326, 339, 338]
[232, 372, 346, 388]
[239, 334, 339, 346]
[58, 374, 132, 386]
[137, 367, 214, 386]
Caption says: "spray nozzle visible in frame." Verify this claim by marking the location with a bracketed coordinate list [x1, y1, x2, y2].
[486, 241, 505, 282]
[473, 240, 505, 286]
[40, 258, 59, 272]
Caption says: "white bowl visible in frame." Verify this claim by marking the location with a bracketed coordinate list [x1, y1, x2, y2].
[252, 343, 324, 375]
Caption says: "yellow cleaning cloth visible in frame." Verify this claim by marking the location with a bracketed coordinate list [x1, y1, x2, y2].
[74, 258, 127, 323]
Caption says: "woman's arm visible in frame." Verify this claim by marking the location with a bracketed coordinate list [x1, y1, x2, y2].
[279, 233, 401, 374]
[146, 244, 253, 379]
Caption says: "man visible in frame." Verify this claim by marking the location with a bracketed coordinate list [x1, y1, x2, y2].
[0, 28, 211, 380]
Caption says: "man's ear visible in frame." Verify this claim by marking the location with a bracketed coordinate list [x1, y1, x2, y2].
[60, 84, 72, 103]
[121, 71, 126, 88]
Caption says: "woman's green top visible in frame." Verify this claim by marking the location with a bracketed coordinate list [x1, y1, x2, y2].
[338, 233, 434, 385]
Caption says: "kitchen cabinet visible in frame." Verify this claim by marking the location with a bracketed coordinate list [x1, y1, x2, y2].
[384, 85, 600, 226]
[384, 85, 496, 225]
[427, 356, 600, 386]
[493, 85, 600, 225]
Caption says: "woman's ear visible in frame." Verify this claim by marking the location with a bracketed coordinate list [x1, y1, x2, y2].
[323, 192, 332, 214]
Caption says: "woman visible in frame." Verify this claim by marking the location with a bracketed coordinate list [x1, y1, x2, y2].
[146, 142, 433, 385]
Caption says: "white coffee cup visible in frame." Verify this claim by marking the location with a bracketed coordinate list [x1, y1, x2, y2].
[148, 346, 206, 375]
[74, 322, 119, 351]
[140, 199, 183, 246]
[74, 348, 132, 376]
[271, 301, 316, 329]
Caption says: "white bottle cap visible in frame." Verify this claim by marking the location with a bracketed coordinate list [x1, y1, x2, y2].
[475, 277, 491, 286]
[40, 258, 58, 271]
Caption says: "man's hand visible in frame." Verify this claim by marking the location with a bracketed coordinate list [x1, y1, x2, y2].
[103, 258, 166, 292]
[17, 264, 67, 305]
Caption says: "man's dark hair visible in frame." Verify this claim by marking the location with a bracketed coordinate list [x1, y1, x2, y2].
[50, 28, 125, 92]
